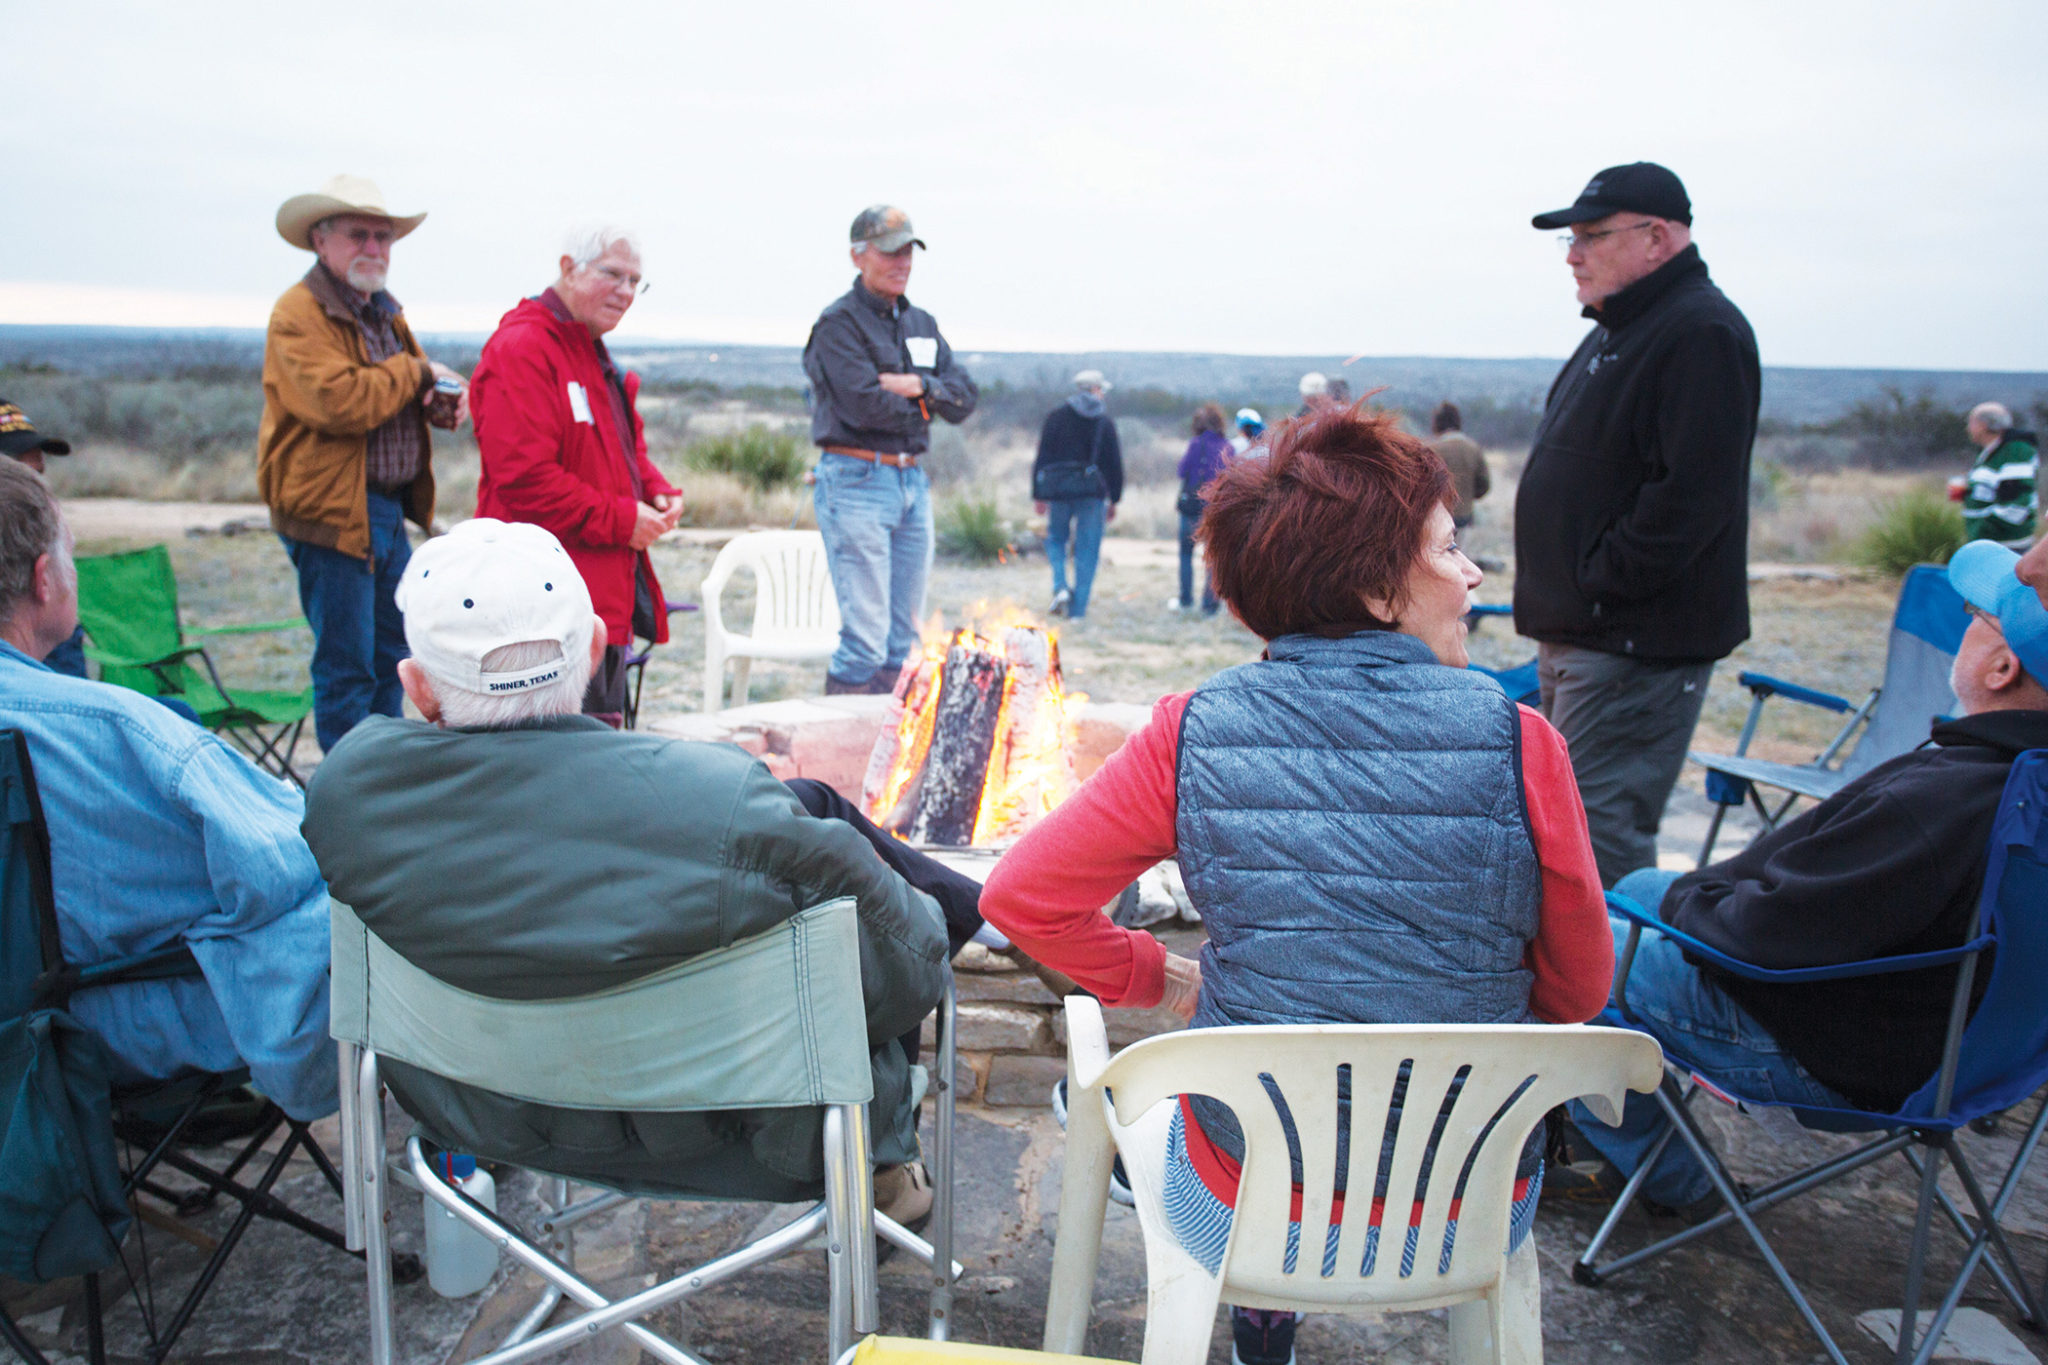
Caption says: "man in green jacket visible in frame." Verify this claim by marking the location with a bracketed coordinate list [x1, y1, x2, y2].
[303, 518, 969, 1222]
[1963, 401, 2038, 545]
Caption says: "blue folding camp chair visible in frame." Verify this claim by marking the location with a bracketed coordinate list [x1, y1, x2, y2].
[1464, 602, 1541, 706]
[1574, 749, 2048, 1365]
[1692, 564, 1969, 861]
[0, 729, 368, 1365]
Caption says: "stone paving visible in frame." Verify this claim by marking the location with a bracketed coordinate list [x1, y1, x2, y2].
[7, 786, 2047, 1363]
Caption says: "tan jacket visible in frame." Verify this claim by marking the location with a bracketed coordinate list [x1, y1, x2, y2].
[257, 267, 436, 560]
[1431, 431, 1492, 523]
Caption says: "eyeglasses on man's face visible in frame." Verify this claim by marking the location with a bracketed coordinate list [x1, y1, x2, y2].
[1557, 221, 1658, 251]
[589, 264, 650, 296]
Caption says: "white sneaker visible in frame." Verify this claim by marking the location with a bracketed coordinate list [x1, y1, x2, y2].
[1164, 598, 1186, 611]
[1049, 588, 1072, 618]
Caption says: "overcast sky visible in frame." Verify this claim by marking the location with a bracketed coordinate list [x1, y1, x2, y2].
[6, 0, 2044, 371]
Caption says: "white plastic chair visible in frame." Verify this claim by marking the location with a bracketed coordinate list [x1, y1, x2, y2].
[701, 530, 843, 712]
[1043, 998, 1663, 1365]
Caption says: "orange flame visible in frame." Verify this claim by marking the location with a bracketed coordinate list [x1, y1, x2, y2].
[862, 604, 1084, 846]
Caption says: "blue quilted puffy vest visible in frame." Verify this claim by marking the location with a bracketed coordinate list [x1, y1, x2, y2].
[1175, 630, 1543, 1159]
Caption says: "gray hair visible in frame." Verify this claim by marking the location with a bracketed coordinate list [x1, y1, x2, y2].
[1970, 402, 2014, 433]
[0, 460, 68, 627]
[562, 226, 642, 270]
[427, 638, 594, 730]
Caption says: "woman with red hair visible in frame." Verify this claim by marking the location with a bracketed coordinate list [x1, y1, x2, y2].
[981, 406, 1611, 1365]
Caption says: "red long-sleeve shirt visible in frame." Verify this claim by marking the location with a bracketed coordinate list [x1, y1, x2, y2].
[981, 691, 1613, 1023]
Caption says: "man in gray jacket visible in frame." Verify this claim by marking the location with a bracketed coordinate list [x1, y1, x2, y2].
[303, 519, 964, 1221]
[803, 205, 978, 694]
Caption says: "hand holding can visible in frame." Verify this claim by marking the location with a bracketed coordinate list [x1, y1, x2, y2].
[427, 376, 464, 430]
[1948, 475, 1969, 503]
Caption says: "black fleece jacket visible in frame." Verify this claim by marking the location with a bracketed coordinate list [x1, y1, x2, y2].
[1661, 709, 2048, 1110]
[1514, 246, 1760, 661]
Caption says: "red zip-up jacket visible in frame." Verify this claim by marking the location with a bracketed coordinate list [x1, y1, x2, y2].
[470, 294, 678, 646]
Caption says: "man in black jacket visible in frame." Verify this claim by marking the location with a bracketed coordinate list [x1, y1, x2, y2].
[1030, 369, 1123, 619]
[1515, 163, 1760, 886]
[803, 205, 978, 695]
[1564, 542, 2048, 1211]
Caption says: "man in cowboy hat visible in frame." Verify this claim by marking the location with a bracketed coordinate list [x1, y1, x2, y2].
[258, 174, 467, 753]
[803, 205, 977, 695]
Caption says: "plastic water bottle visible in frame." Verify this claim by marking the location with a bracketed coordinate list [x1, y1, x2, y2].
[422, 1153, 498, 1297]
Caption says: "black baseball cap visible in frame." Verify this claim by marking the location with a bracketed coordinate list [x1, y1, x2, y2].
[0, 400, 70, 459]
[1531, 162, 1692, 230]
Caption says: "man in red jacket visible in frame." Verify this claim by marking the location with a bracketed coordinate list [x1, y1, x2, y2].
[469, 227, 685, 723]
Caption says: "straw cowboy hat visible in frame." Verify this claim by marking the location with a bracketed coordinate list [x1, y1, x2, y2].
[275, 174, 426, 251]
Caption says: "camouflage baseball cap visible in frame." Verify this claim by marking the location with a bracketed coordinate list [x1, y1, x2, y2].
[850, 205, 926, 253]
[0, 400, 70, 459]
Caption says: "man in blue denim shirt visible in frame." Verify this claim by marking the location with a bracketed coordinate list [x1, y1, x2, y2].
[803, 205, 978, 694]
[0, 463, 335, 1120]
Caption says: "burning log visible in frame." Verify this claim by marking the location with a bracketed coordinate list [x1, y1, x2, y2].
[862, 653, 945, 831]
[907, 636, 1009, 845]
[863, 617, 1084, 847]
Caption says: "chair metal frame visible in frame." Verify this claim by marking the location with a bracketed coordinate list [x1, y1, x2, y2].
[1575, 763, 2048, 1365]
[334, 899, 962, 1365]
[701, 530, 843, 712]
[619, 598, 700, 731]
[1044, 997, 1662, 1364]
[1691, 563, 1968, 862]
[0, 729, 361, 1365]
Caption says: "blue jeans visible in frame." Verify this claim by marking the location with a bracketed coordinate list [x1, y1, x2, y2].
[812, 453, 932, 682]
[1045, 498, 1106, 618]
[1177, 510, 1216, 613]
[281, 489, 411, 752]
[1569, 868, 1854, 1207]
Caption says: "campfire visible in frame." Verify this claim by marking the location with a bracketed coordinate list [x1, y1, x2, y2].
[861, 617, 1082, 847]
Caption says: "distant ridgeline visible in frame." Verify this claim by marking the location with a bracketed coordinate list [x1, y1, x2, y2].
[2, 323, 2043, 436]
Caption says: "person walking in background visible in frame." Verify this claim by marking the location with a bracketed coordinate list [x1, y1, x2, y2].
[468, 226, 684, 726]
[1515, 162, 1760, 887]
[1032, 369, 1122, 620]
[1295, 371, 1331, 417]
[1429, 400, 1492, 544]
[1172, 402, 1232, 615]
[259, 174, 466, 754]
[1960, 401, 2037, 546]
[1229, 407, 1265, 458]
[804, 205, 979, 693]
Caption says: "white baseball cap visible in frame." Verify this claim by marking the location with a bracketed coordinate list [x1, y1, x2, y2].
[1298, 372, 1329, 397]
[396, 519, 595, 695]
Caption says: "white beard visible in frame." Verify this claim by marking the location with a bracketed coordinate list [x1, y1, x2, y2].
[345, 260, 388, 294]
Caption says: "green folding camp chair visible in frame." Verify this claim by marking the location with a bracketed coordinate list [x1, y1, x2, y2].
[73, 546, 314, 785]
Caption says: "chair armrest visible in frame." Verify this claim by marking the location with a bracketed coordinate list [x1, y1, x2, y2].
[189, 616, 307, 637]
[1605, 890, 1991, 987]
[1737, 670, 1852, 714]
[82, 641, 205, 670]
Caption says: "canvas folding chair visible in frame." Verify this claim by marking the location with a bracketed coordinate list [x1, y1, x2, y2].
[1691, 563, 1969, 860]
[1044, 997, 1662, 1364]
[0, 729, 359, 1365]
[701, 530, 842, 712]
[332, 893, 962, 1365]
[73, 545, 314, 785]
[1463, 602, 1540, 706]
[1575, 749, 2048, 1365]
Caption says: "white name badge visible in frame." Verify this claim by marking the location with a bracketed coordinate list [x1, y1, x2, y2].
[904, 336, 939, 369]
[567, 381, 594, 424]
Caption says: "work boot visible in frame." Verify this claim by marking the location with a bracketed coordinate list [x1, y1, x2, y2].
[872, 1160, 933, 1262]
[824, 671, 875, 696]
